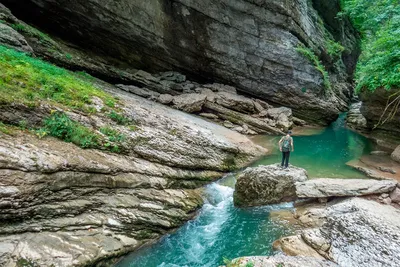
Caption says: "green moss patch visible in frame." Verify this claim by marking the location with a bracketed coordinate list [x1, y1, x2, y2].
[0, 45, 116, 112]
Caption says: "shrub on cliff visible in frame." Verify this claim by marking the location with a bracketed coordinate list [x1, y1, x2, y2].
[341, 0, 400, 92]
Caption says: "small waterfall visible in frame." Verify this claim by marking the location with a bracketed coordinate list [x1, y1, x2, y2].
[116, 180, 293, 267]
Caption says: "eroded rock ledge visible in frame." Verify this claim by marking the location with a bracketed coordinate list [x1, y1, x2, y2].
[0, 86, 265, 266]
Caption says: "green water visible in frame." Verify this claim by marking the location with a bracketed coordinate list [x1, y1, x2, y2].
[115, 180, 293, 267]
[252, 114, 374, 178]
[115, 114, 374, 267]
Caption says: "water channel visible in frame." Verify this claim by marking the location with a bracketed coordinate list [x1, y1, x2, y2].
[116, 115, 374, 267]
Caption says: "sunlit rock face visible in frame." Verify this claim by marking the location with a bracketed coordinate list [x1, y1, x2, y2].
[3, 0, 360, 124]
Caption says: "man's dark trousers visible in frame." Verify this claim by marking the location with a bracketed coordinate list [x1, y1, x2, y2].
[281, 151, 290, 168]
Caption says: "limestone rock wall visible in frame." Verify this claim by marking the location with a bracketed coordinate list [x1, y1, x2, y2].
[3, 0, 360, 124]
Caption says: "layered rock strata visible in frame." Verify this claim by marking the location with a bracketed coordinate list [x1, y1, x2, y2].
[0, 85, 265, 266]
[2, 0, 360, 123]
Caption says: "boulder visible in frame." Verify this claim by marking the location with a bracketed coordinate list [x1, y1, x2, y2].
[276, 113, 291, 131]
[199, 88, 216, 102]
[158, 94, 174, 105]
[296, 178, 397, 198]
[391, 145, 400, 163]
[267, 107, 292, 120]
[116, 84, 160, 99]
[234, 164, 308, 207]
[215, 92, 256, 114]
[390, 187, 400, 203]
[228, 255, 337, 267]
[172, 93, 206, 113]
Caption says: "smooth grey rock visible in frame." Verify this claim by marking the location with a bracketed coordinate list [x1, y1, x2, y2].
[389, 188, 400, 203]
[172, 93, 206, 113]
[296, 178, 397, 198]
[0, 22, 33, 53]
[215, 92, 256, 114]
[234, 164, 308, 207]
[267, 107, 292, 120]
[158, 94, 174, 105]
[229, 255, 337, 267]
[391, 145, 400, 163]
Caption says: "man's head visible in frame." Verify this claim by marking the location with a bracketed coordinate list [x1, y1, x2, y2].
[287, 130, 292, 136]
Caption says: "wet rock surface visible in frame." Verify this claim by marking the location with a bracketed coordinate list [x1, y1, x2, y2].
[234, 164, 308, 207]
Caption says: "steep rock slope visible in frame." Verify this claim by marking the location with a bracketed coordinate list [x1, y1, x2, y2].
[3, 0, 360, 124]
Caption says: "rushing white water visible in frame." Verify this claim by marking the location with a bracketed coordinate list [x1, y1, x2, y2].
[116, 177, 293, 267]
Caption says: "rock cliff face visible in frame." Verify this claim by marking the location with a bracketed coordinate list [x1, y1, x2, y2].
[3, 0, 360, 124]
[360, 88, 400, 144]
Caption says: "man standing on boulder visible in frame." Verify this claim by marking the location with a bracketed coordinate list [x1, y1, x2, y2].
[279, 130, 294, 169]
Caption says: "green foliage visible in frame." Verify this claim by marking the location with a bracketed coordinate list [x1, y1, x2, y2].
[41, 112, 100, 149]
[325, 39, 345, 59]
[341, 0, 400, 92]
[16, 257, 41, 267]
[0, 45, 116, 111]
[0, 122, 14, 135]
[108, 110, 129, 125]
[296, 45, 332, 91]
[100, 126, 126, 152]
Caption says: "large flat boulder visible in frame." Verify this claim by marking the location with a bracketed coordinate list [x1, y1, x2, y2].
[234, 164, 308, 207]
[296, 178, 397, 198]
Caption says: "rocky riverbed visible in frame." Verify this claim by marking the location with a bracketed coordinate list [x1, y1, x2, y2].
[232, 164, 400, 267]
